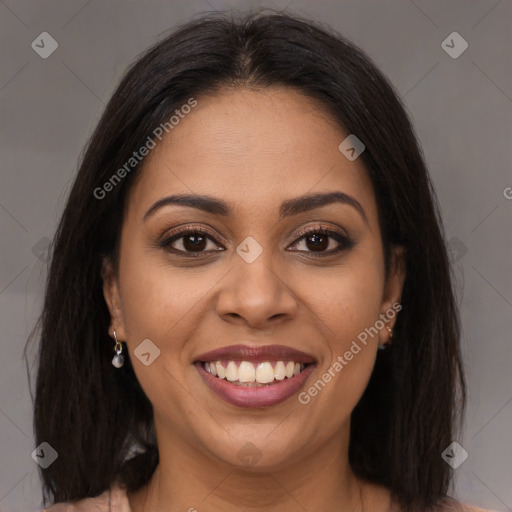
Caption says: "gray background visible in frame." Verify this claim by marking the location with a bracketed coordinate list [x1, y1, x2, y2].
[0, 0, 511, 511]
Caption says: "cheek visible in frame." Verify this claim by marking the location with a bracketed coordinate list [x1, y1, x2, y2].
[298, 249, 384, 409]
[297, 274, 381, 435]
[309, 255, 385, 349]
[117, 246, 211, 340]
[115, 251, 210, 418]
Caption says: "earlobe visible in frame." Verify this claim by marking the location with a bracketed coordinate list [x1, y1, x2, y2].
[101, 257, 126, 339]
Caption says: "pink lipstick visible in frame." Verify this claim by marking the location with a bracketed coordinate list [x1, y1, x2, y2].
[194, 344, 317, 408]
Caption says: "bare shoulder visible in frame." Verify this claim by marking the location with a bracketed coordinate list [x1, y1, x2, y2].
[39, 504, 70, 512]
[39, 486, 113, 512]
[40, 499, 102, 512]
[436, 499, 499, 512]
[456, 504, 499, 512]
[40, 502, 87, 512]
[359, 481, 497, 512]
[360, 481, 397, 511]
[39, 484, 130, 512]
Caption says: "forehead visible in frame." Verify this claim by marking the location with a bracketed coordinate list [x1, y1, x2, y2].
[127, 86, 376, 222]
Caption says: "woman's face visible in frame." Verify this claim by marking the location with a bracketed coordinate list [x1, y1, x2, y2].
[104, 86, 404, 471]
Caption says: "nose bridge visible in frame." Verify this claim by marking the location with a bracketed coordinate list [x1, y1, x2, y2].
[216, 234, 297, 326]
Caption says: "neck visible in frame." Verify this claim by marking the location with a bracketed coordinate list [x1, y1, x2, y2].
[128, 424, 368, 512]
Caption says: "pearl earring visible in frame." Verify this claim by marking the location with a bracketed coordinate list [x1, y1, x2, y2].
[112, 330, 124, 368]
[378, 326, 393, 350]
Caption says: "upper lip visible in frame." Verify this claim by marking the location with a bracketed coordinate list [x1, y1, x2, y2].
[194, 344, 317, 364]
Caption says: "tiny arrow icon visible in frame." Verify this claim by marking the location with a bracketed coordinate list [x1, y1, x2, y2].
[441, 32, 468, 59]
[31, 32, 58, 59]
[236, 236, 263, 263]
[441, 441, 468, 469]
[339, 134, 365, 161]
[237, 442, 262, 466]
[31, 442, 58, 468]
[134, 339, 160, 365]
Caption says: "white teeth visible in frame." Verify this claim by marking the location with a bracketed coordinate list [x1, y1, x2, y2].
[238, 361, 256, 382]
[202, 360, 308, 384]
[225, 361, 238, 382]
[274, 361, 286, 380]
[256, 362, 274, 383]
[215, 361, 225, 379]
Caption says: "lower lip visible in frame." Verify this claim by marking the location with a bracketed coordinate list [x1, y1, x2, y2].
[195, 362, 316, 408]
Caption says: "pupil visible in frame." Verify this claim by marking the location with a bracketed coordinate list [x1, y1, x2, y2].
[308, 234, 327, 251]
[184, 234, 206, 251]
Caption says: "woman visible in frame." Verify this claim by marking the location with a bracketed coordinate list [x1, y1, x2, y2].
[29, 9, 492, 512]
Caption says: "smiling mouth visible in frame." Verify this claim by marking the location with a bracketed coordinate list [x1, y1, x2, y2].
[200, 360, 313, 387]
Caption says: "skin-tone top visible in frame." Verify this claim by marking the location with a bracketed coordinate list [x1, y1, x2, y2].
[38, 484, 497, 512]
[39, 484, 130, 512]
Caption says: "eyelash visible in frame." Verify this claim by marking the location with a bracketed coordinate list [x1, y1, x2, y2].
[158, 224, 355, 258]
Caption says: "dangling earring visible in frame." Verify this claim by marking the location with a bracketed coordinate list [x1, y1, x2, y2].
[378, 326, 393, 350]
[112, 330, 124, 368]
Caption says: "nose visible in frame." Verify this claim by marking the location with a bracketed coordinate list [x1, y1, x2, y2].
[216, 249, 298, 330]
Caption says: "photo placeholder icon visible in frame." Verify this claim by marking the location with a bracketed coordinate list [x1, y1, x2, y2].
[338, 134, 365, 161]
[447, 236, 468, 263]
[441, 442, 468, 469]
[236, 236, 263, 263]
[31, 32, 59, 59]
[31, 442, 58, 469]
[32, 237, 51, 262]
[441, 32, 468, 59]
[237, 442, 262, 467]
[134, 339, 161, 366]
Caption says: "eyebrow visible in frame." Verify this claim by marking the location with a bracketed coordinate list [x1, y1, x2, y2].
[143, 191, 368, 224]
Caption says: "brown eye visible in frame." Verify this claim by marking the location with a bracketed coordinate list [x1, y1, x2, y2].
[181, 233, 207, 252]
[303, 232, 329, 252]
[289, 227, 354, 256]
[159, 228, 224, 256]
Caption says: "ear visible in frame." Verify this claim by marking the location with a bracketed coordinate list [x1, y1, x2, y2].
[379, 245, 406, 344]
[101, 257, 127, 341]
